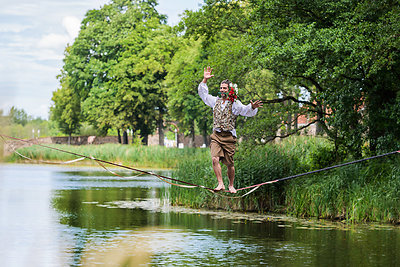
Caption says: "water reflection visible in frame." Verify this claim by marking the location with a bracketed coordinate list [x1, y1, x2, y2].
[1, 164, 400, 266]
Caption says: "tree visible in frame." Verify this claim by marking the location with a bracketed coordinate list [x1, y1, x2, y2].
[50, 73, 81, 143]
[9, 107, 29, 126]
[249, 0, 400, 155]
[59, 0, 171, 143]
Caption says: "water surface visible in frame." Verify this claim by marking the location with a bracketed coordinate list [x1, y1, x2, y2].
[1, 164, 399, 266]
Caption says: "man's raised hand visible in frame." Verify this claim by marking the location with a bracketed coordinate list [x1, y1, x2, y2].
[250, 100, 263, 109]
[203, 66, 214, 83]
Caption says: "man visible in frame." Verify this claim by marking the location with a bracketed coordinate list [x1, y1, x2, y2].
[199, 66, 263, 193]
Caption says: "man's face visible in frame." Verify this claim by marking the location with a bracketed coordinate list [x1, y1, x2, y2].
[220, 83, 229, 98]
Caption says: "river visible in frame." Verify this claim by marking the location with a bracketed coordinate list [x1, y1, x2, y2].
[0, 164, 399, 266]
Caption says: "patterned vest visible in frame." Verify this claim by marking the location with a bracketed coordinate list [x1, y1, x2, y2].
[213, 99, 238, 131]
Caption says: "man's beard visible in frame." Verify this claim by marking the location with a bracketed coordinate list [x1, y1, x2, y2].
[218, 92, 228, 98]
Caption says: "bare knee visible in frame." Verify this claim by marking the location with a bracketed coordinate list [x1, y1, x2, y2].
[212, 157, 220, 165]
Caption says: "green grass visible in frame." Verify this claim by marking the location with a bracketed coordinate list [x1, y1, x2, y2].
[168, 136, 400, 224]
[285, 157, 400, 223]
[6, 143, 208, 169]
[168, 137, 303, 211]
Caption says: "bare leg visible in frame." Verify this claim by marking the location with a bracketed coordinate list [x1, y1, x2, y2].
[227, 165, 236, 193]
[212, 156, 225, 191]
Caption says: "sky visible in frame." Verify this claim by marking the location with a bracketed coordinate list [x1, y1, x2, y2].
[0, 0, 203, 119]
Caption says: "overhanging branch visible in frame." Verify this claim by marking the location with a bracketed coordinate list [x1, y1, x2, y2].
[260, 96, 317, 107]
[264, 119, 319, 142]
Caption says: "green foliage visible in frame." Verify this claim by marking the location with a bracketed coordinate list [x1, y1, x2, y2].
[177, 0, 306, 144]
[50, 77, 81, 137]
[248, 0, 400, 154]
[307, 143, 347, 170]
[9, 106, 30, 126]
[59, 0, 173, 140]
[165, 38, 211, 138]
[178, 0, 251, 41]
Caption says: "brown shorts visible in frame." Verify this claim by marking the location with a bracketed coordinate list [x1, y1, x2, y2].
[210, 131, 237, 167]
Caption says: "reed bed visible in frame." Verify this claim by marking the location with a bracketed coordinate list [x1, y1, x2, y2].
[169, 136, 400, 223]
[285, 157, 400, 223]
[6, 143, 209, 169]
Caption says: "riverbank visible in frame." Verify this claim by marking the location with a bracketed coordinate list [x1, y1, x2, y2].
[169, 136, 400, 224]
[4, 143, 209, 169]
[5, 137, 400, 224]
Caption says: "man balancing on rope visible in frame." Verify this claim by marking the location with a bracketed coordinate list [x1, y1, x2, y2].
[199, 66, 263, 193]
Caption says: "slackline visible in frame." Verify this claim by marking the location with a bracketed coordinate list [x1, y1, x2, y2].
[1, 133, 399, 197]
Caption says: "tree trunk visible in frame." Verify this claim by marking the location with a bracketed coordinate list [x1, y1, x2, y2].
[142, 134, 148, 146]
[287, 112, 292, 133]
[123, 130, 128, 144]
[188, 123, 195, 148]
[68, 133, 71, 145]
[117, 129, 121, 144]
[158, 112, 164, 146]
[315, 105, 325, 135]
[175, 131, 179, 148]
[202, 127, 209, 147]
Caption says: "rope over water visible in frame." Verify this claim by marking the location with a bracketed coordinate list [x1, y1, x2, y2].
[1, 133, 399, 198]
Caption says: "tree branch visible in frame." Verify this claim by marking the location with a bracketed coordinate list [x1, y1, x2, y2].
[264, 119, 319, 142]
[260, 96, 317, 107]
[294, 75, 324, 93]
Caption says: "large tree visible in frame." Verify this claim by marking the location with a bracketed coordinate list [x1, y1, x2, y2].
[249, 0, 400, 154]
[175, 0, 302, 144]
[58, 0, 170, 143]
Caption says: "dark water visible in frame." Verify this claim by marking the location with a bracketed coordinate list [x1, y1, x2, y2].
[1, 164, 400, 266]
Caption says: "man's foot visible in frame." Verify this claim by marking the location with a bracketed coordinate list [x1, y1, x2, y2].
[214, 184, 225, 192]
[228, 186, 237, 194]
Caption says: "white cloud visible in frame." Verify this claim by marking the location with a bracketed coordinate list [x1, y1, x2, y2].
[36, 16, 80, 57]
[62, 16, 81, 39]
[0, 23, 33, 33]
[38, 33, 69, 50]
[0, 3, 39, 16]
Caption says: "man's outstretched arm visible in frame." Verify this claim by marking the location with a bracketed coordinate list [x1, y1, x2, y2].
[233, 100, 263, 117]
[199, 66, 217, 108]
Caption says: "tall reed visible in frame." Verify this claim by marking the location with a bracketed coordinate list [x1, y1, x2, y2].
[169, 139, 302, 211]
[169, 136, 400, 223]
[6, 143, 208, 169]
[285, 157, 400, 223]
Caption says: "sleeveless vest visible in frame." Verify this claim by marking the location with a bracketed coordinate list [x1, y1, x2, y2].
[213, 99, 238, 131]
